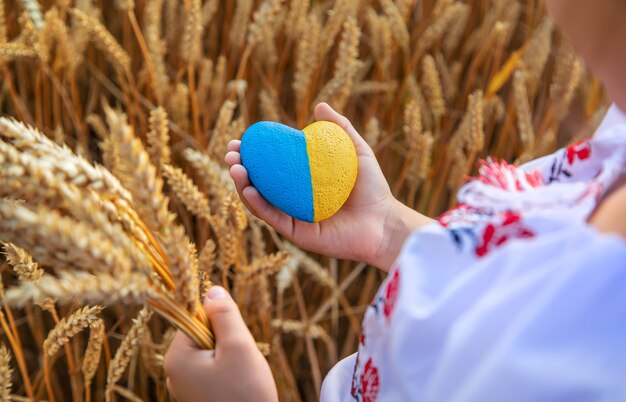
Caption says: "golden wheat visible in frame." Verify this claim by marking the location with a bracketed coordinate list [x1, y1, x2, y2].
[82, 319, 104, 387]
[3, 242, 44, 283]
[0, 345, 11, 402]
[44, 305, 103, 357]
[106, 308, 152, 393]
[0, 2, 608, 401]
[70, 8, 131, 75]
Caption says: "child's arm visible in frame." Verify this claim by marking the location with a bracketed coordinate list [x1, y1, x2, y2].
[164, 105, 430, 402]
[164, 286, 278, 402]
[225, 103, 434, 271]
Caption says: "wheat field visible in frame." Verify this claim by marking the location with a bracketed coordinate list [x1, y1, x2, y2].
[0, 0, 608, 401]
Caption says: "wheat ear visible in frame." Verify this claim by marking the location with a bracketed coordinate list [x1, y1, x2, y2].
[106, 308, 152, 390]
[44, 305, 103, 357]
[82, 319, 105, 387]
[0, 345, 11, 402]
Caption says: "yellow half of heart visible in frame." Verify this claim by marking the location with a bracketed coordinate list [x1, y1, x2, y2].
[302, 121, 358, 222]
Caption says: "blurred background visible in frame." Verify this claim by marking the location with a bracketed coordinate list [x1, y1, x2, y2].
[0, 0, 609, 401]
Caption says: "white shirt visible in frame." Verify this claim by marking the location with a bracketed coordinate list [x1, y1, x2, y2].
[321, 105, 626, 402]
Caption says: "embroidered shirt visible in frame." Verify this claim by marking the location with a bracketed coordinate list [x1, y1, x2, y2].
[320, 105, 626, 402]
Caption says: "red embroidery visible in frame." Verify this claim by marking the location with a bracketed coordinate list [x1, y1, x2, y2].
[438, 203, 473, 228]
[438, 203, 495, 228]
[475, 158, 544, 191]
[360, 359, 380, 402]
[565, 140, 592, 165]
[383, 269, 400, 319]
[475, 211, 534, 257]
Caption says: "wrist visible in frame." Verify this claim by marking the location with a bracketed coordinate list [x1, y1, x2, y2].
[370, 199, 433, 271]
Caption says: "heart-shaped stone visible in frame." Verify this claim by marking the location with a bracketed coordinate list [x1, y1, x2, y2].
[240, 121, 358, 222]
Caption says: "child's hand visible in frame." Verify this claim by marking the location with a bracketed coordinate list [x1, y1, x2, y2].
[226, 103, 432, 271]
[164, 286, 278, 402]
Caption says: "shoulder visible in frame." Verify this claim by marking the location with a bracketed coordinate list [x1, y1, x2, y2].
[589, 180, 626, 239]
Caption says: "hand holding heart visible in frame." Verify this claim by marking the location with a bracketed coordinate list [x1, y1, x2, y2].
[240, 120, 358, 223]
[226, 103, 431, 271]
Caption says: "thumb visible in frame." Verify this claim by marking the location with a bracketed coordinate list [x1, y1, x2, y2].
[204, 286, 255, 353]
[313, 102, 374, 157]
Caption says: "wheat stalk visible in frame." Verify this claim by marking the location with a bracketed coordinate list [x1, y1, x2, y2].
[144, 0, 168, 99]
[0, 345, 11, 402]
[106, 308, 152, 393]
[82, 319, 104, 386]
[105, 107, 172, 235]
[0, 1, 6, 44]
[415, 2, 464, 61]
[0, 201, 133, 275]
[2, 243, 44, 283]
[19, 0, 43, 30]
[202, 0, 218, 26]
[421, 54, 445, 124]
[443, 3, 470, 56]
[181, 0, 202, 64]
[39, 7, 72, 70]
[44, 305, 103, 357]
[319, 0, 354, 58]
[404, 101, 433, 183]
[70, 8, 131, 75]
[550, 45, 584, 122]
[0, 42, 37, 62]
[140, 330, 164, 382]
[366, 9, 392, 72]
[146, 106, 171, 169]
[380, 0, 409, 53]
[168, 82, 190, 132]
[467, 90, 485, 154]
[6, 270, 156, 307]
[163, 164, 212, 221]
[0, 117, 132, 203]
[239, 251, 289, 285]
[293, 13, 320, 110]
[522, 17, 553, 96]
[0, 140, 152, 273]
[285, 0, 308, 39]
[230, 0, 253, 48]
[513, 69, 535, 153]
[246, 0, 284, 48]
[314, 16, 361, 111]
[115, 0, 134, 11]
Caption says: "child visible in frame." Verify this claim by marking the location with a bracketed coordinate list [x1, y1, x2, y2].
[164, 0, 626, 400]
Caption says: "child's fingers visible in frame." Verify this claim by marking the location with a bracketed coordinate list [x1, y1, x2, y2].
[314, 103, 354, 136]
[224, 151, 241, 167]
[168, 329, 200, 352]
[230, 164, 252, 196]
[229, 164, 257, 216]
[227, 140, 241, 152]
[204, 286, 256, 355]
[241, 186, 297, 238]
[230, 165, 299, 237]
[164, 331, 215, 402]
[164, 330, 215, 384]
